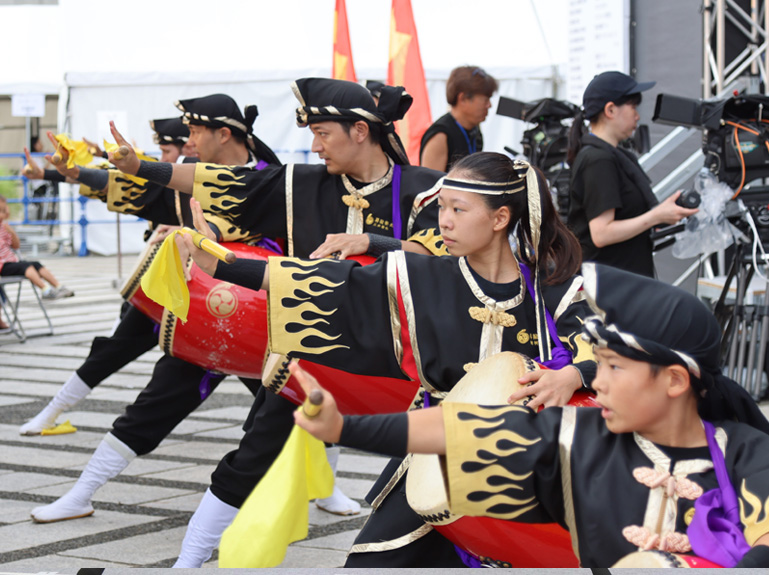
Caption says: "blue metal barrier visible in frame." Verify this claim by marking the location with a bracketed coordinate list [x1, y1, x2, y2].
[0, 149, 313, 257]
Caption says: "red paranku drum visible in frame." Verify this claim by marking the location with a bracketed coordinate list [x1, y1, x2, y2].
[121, 236, 165, 324]
[262, 254, 422, 415]
[158, 243, 277, 378]
[406, 352, 599, 568]
[612, 550, 723, 568]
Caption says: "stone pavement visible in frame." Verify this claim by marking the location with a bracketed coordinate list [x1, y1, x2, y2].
[0, 254, 387, 570]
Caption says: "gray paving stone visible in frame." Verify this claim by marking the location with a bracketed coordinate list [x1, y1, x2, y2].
[151, 440, 235, 462]
[27, 480, 196, 507]
[87, 388, 145, 403]
[139, 491, 204, 513]
[293, 528, 359, 552]
[58, 525, 187, 565]
[278, 545, 347, 568]
[0, 472, 75, 494]
[0, 509, 162, 553]
[139, 463, 217, 485]
[193, 425, 246, 440]
[0, 497, 46, 524]
[0, 445, 93, 469]
[0, 554, 129, 571]
[0, 395, 35, 407]
[189, 406, 253, 421]
[167, 419, 240, 436]
[121, 458, 196, 477]
[337, 452, 388, 476]
[51, 411, 120, 430]
[0, 380, 74, 398]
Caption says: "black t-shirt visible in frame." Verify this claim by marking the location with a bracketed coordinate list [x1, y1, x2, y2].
[567, 137, 655, 277]
[419, 112, 483, 171]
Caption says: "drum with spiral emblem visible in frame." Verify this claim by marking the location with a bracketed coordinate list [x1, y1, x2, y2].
[405, 351, 599, 568]
[157, 242, 279, 378]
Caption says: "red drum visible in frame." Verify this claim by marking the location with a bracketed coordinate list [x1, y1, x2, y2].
[121, 234, 164, 323]
[262, 254, 422, 415]
[158, 243, 278, 378]
[612, 550, 723, 568]
[406, 352, 599, 568]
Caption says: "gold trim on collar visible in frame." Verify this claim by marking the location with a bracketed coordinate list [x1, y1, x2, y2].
[341, 159, 394, 235]
[407, 177, 442, 237]
[458, 256, 525, 361]
[285, 164, 295, 257]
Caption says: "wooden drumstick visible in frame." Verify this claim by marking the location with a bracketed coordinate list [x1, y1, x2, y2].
[302, 389, 324, 418]
[51, 152, 63, 165]
[182, 227, 237, 264]
[112, 145, 131, 161]
[22, 165, 33, 176]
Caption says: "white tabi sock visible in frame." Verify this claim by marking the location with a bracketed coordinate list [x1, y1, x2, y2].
[31, 433, 135, 523]
[20, 372, 92, 435]
[173, 488, 239, 568]
[314, 445, 361, 516]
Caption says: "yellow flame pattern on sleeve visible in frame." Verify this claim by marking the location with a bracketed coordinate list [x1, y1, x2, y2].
[740, 478, 769, 545]
[193, 164, 248, 219]
[443, 403, 542, 520]
[268, 258, 351, 356]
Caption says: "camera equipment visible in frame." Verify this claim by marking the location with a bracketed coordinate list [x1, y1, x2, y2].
[653, 92, 769, 192]
[497, 96, 578, 218]
[675, 188, 701, 208]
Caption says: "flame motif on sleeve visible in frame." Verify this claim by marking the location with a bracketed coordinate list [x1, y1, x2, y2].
[108, 172, 151, 214]
[269, 258, 350, 355]
[408, 227, 449, 256]
[446, 404, 542, 520]
[193, 164, 248, 219]
[740, 478, 769, 545]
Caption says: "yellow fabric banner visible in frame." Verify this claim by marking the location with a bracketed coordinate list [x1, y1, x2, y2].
[140, 230, 190, 322]
[53, 134, 94, 169]
[218, 421, 334, 567]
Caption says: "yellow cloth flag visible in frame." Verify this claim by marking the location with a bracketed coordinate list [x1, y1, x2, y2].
[53, 134, 94, 169]
[218, 421, 334, 567]
[140, 230, 190, 322]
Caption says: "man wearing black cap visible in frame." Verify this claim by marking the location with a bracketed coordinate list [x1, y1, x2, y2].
[566, 71, 697, 277]
[109, 77, 446, 567]
[24, 98, 285, 525]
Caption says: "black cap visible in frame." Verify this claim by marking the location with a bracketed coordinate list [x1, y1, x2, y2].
[175, 94, 257, 138]
[149, 117, 189, 145]
[365, 80, 385, 99]
[582, 71, 655, 119]
[292, 78, 413, 165]
[175, 93, 281, 166]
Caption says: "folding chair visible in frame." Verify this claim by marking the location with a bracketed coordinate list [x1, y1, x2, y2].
[0, 275, 54, 343]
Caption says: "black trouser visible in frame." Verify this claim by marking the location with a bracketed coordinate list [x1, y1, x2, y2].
[209, 387, 296, 507]
[77, 303, 159, 388]
[111, 353, 261, 456]
[344, 469, 465, 568]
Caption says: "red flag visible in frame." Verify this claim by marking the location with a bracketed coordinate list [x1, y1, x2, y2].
[388, 0, 432, 164]
[332, 0, 357, 82]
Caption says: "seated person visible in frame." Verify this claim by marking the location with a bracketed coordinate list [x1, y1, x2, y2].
[0, 195, 73, 301]
[294, 262, 769, 568]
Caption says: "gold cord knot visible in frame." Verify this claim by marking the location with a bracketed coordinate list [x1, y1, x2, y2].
[468, 306, 517, 327]
[342, 194, 370, 211]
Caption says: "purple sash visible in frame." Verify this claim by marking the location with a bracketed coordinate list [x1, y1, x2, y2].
[392, 164, 402, 239]
[518, 263, 572, 370]
[687, 420, 750, 566]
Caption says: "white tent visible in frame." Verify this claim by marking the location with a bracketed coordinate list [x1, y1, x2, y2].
[62, 65, 565, 254]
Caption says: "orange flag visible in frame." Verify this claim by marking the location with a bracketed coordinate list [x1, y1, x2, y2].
[332, 0, 357, 82]
[387, 0, 432, 164]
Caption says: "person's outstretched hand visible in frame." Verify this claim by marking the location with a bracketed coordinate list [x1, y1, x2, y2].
[108, 121, 141, 176]
[22, 147, 45, 180]
[291, 362, 344, 444]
